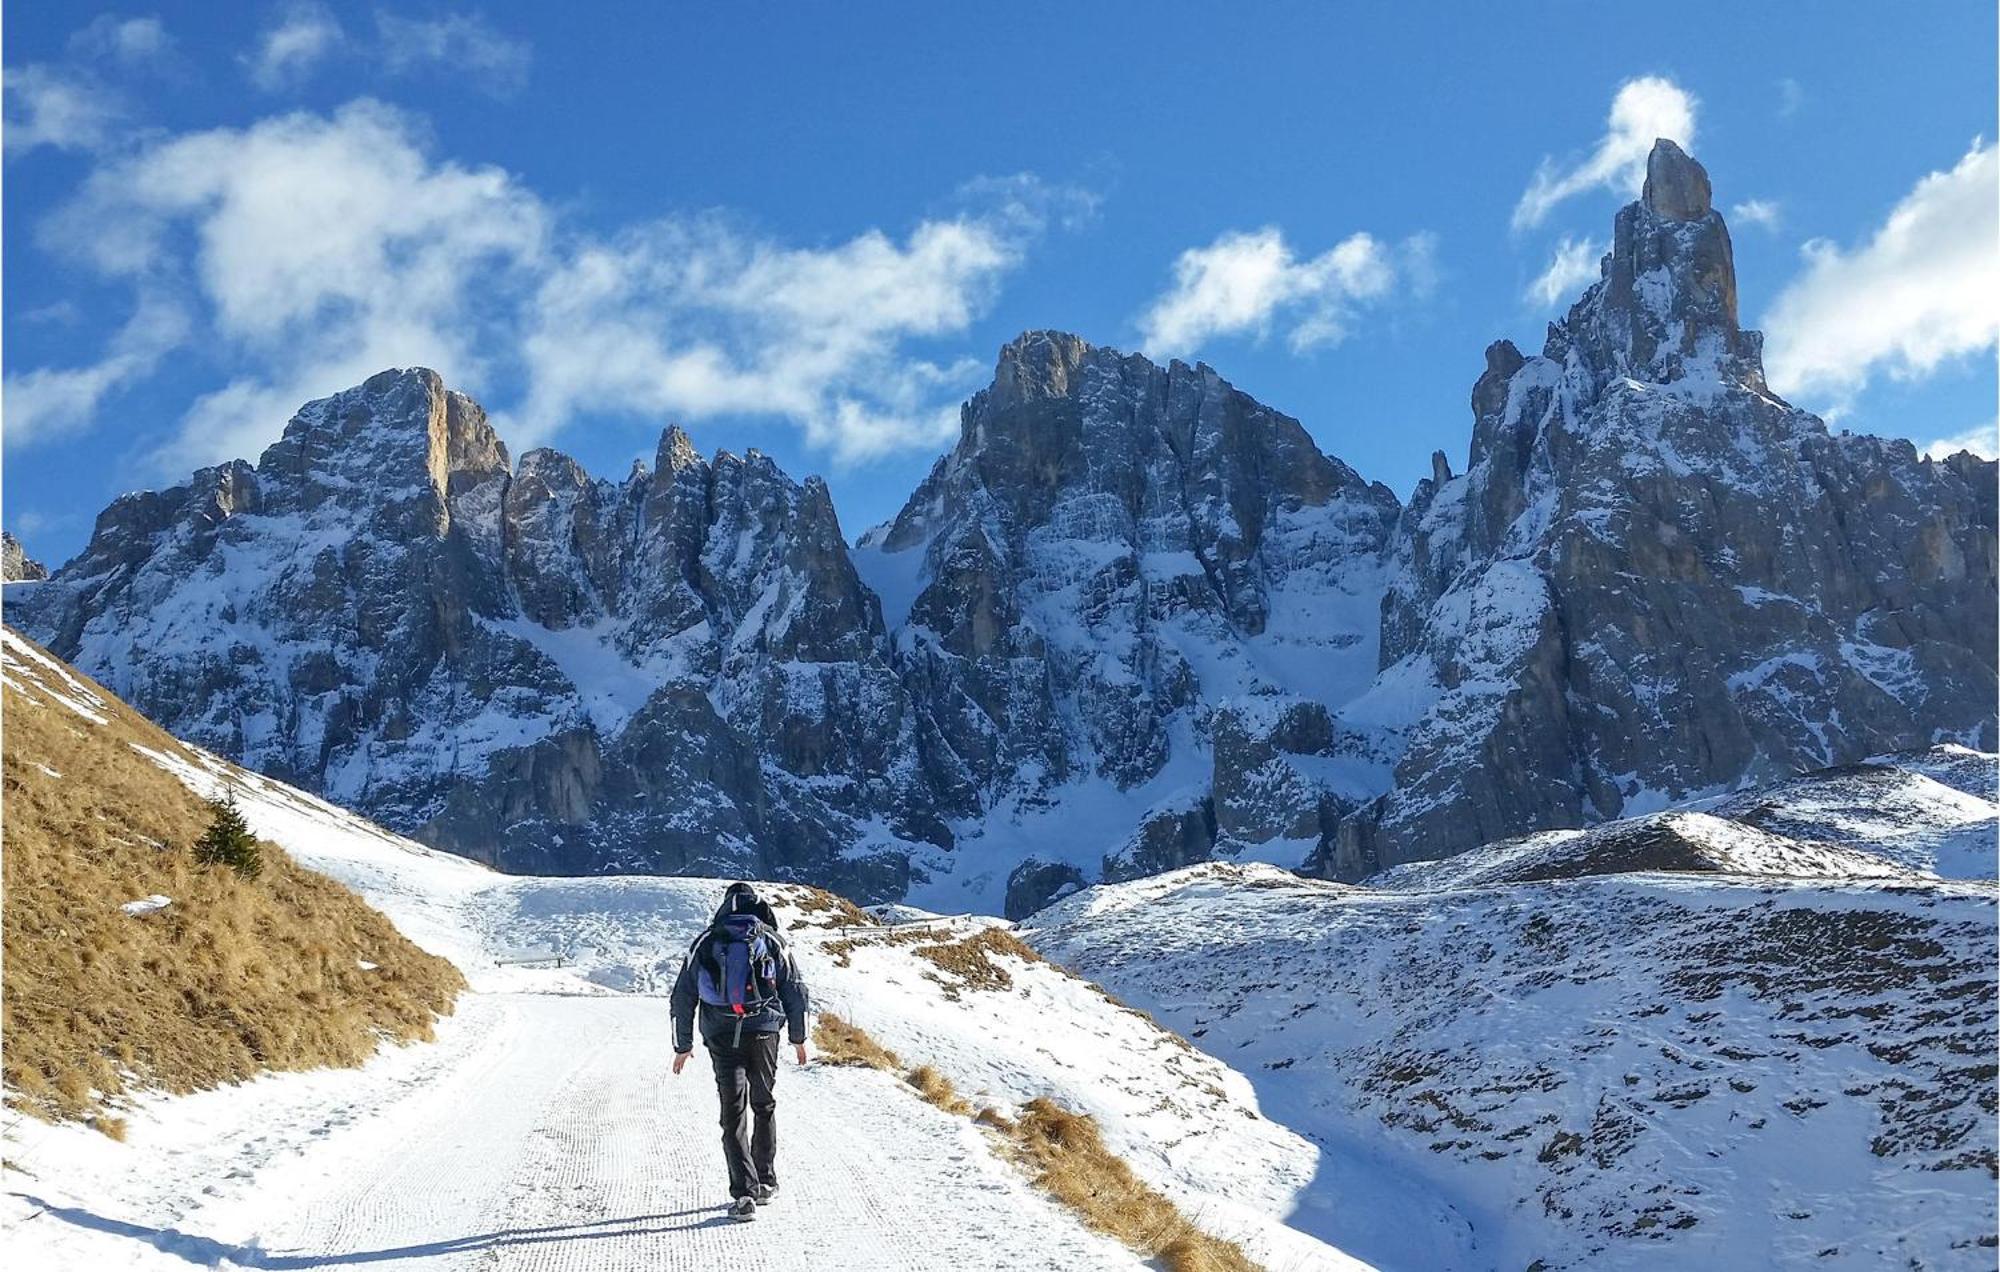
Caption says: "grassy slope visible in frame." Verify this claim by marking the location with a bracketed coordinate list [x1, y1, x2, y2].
[2, 628, 464, 1127]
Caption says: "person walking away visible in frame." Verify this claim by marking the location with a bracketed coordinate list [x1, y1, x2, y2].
[671, 882, 809, 1222]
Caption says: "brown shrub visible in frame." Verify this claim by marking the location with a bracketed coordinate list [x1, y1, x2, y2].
[2, 631, 465, 1123]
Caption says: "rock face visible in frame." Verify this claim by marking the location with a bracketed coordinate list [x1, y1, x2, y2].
[857, 330, 1401, 904]
[2, 531, 47, 582]
[1315, 140, 1996, 878]
[12, 369, 933, 898]
[14, 141, 1997, 903]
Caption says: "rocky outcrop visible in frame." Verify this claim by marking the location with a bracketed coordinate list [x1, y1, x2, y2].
[11, 369, 934, 899]
[1315, 140, 1998, 878]
[1004, 858, 1088, 920]
[2, 531, 47, 582]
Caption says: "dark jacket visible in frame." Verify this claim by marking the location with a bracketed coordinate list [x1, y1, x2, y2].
[671, 884, 809, 1053]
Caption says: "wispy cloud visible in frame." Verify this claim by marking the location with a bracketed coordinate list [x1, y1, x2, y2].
[1762, 139, 1997, 405]
[243, 2, 345, 90]
[241, 7, 533, 96]
[1729, 198, 1781, 231]
[1526, 235, 1602, 308]
[3, 292, 190, 445]
[1138, 228, 1435, 359]
[1777, 77, 1804, 120]
[2, 64, 121, 156]
[1513, 76, 1698, 230]
[70, 15, 174, 66]
[376, 12, 531, 94]
[3, 15, 182, 160]
[18, 99, 1073, 472]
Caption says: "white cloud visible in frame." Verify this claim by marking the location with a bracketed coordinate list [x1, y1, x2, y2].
[1138, 228, 1433, 358]
[241, 8, 532, 96]
[3, 292, 189, 445]
[2, 65, 120, 155]
[1513, 76, 1698, 230]
[243, 2, 344, 90]
[45, 99, 543, 469]
[70, 15, 173, 65]
[1762, 140, 1998, 404]
[27, 99, 1058, 473]
[376, 13, 531, 93]
[1526, 235, 1602, 308]
[512, 211, 1027, 462]
[1730, 198, 1782, 231]
[1922, 420, 1997, 461]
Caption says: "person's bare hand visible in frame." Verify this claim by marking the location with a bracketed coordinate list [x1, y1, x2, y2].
[794, 1043, 808, 1067]
[672, 1051, 690, 1075]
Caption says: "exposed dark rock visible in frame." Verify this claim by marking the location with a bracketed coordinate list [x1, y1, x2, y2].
[2, 531, 47, 582]
[1004, 857, 1088, 920]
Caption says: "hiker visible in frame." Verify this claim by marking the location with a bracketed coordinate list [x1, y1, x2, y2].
[670, 882, 810, 1222]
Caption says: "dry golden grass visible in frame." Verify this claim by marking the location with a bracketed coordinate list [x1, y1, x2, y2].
[1008, 1098, 1260, 1272]
[811, 1010, 901, 1070]
[2, 632, 465, 1123]
[809, 1010, 1260, 1272]
[821, 921, 942, 968]
[909, 926, 1049, 997]
[904, 1064, 973, 1117]
[774, 885, 878, 931]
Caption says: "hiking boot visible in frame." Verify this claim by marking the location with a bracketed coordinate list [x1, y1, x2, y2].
[755, 1182, 779, 1204]
[728, 1196, 757, 1222]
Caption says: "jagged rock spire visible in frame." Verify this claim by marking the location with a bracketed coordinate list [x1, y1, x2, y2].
[1642, 138, 1713, 221]
[1544, 138, 1762, 392]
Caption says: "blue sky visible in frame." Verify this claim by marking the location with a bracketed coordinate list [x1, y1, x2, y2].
[5, 2, 1995, 566]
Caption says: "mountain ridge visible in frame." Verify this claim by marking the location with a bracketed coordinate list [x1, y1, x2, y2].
[11, 140, 1995, 907]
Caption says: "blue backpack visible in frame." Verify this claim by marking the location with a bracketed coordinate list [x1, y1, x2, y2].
[696, 914, 782, 1018]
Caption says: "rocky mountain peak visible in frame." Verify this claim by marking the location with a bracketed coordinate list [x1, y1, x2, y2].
[654, 423, 702, 475]
[1545, 139, 1759, 391]
[1641, 137, 1712, 221]
[1, 531, 48, 582]
[989, 329, 1090, 407]
[254, 368, 511, 518]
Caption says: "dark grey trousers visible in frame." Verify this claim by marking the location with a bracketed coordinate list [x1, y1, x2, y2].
[708, 1030, 779, 1199]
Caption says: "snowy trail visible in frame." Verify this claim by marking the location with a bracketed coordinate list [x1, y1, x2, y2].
[9, 993, 1143, 1271]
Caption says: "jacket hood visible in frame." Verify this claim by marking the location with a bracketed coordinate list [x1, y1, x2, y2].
[713, 882, 780, 930]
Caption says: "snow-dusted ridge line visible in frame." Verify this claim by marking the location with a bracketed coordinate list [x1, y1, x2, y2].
[1021, 839, 2000, 1268]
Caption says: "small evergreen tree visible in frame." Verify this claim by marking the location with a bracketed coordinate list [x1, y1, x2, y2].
[194, 792, 262, 879]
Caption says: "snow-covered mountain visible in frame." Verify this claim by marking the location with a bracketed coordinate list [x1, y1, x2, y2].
[11, 140, 1994, 907]
[857, 328, 1403, 913]
[10, 374, 938, 899]
[1022, 748, 1999, 1269]
[1325, 141, 1996, 876]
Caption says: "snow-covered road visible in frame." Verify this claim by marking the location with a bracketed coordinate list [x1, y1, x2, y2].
[8, 992, 1143, 1271]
